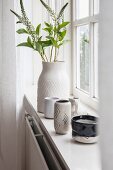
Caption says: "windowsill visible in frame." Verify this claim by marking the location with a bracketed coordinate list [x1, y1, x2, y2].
[25, 85, 101, 170]
[25, 84, 98, 115]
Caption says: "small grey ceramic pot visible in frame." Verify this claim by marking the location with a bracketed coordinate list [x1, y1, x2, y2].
[54, 100, 71, 134]
[44, 97, 59, 119]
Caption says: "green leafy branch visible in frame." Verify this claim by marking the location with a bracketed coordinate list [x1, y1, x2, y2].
[40, 0, 70, 62]
[10, 0, 70, 62]
[10, 0, 52, 61]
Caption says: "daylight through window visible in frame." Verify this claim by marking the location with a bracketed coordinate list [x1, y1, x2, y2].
[73, 0, 99, 103]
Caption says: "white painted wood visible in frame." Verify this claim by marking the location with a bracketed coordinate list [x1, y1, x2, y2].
[72, 0, 99, 108]
[99, 0, 113, 170]
[25, 115, 63, 170]
[74, 15, 99, 26]
[25, 118, 49, 170]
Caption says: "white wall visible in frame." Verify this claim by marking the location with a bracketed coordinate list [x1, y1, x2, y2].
[0, 0, 34, 170]
[99, 0, 113, 169]
[32, 0, 45, 85]
[0, 0, 17, 170]
[0, 2, 5, 170]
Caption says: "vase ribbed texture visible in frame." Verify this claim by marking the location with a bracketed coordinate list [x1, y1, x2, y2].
[38, 62, 69, 113]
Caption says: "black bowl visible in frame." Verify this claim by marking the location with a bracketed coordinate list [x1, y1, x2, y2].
[71, 115, 98, 143]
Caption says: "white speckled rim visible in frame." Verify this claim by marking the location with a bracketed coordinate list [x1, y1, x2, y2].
[71, 115, 98, 125]
[44, 97, 59, 100]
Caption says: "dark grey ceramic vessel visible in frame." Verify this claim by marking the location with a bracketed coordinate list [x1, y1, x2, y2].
[71, 115, 99, 143]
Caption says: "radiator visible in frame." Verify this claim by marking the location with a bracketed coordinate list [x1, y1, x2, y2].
[25, 114, 63, 170]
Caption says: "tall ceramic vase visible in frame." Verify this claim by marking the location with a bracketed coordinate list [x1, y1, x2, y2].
[38, 61, 69, 113]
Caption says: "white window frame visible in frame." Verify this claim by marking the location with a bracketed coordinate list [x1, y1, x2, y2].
[71, 0, 99, 110]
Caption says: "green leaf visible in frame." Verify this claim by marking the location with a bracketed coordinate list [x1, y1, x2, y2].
[58, 30, 67, 41]
[43, 28, 50, 32]
[16, 21, 22, 24]
[44, 22, 53, 30]
[58, 22, 70, 30]
[58, 42, 63, 48]
[36, 24, 41, 36]
[43, 27, 52, 34]
[54, 26, 57, 32]
[38, 36, 42, 41]
[35, 41, 43, 54]
[16, 28, 28, 34]
[17, 42, 33, 49]
[27, 36, 32, 44]
[57, 3, 68, 20]
[49, 37, 58, 47]
[44, 22, 51, 27]
[39, 40, 52, 47]
[27, 37, 34, 48]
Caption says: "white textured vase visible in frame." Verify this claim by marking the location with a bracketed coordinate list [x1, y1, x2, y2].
[38, 62, 69, 113]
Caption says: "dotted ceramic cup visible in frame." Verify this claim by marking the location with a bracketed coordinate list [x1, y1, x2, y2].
[54, 100, 71, 134]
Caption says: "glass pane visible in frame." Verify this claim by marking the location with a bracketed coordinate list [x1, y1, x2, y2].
[94, 23, 99, 98]
[76, 0, 89, 19]
[77, 25, 90, 92]
[94, 0, 99, 14]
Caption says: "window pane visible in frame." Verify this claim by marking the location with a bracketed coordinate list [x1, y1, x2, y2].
[94, 23, 99, 98]
[77, 25, 90, 92]
[94, 0, 99, 14]
[76, 0, 89, 19]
